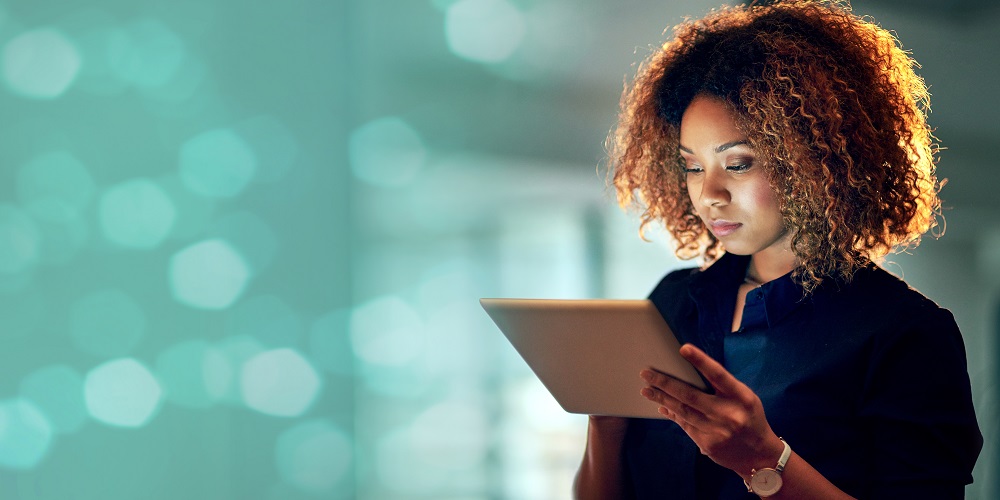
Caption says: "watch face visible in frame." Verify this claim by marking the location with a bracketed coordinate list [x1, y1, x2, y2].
[750, 468, 783, 496]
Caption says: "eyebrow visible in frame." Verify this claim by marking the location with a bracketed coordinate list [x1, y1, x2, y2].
[678, 140, 750, 154]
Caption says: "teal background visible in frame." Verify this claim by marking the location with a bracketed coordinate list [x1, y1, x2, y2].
[0, 0, 995, 498]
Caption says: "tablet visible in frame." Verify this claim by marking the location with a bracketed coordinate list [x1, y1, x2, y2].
[480, 298, 708, 420]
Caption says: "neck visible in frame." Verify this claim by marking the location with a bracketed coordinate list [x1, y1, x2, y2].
[743, 273, 764, 287]
[747, 247, 797, 284]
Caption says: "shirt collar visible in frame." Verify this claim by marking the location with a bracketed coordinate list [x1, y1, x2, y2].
[689, 252, 807, 330]
[755, 269, 806, 328]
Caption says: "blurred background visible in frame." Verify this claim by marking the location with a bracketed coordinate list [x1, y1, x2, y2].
[0, 0, 994, 498]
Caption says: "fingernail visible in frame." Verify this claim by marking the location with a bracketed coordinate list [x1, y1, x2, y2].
[640, 370, 652, 381]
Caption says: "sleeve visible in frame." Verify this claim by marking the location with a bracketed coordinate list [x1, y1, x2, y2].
[858, 303, 983, 498]
[646, 267, 699, 299]
[646, 267, 698, 324]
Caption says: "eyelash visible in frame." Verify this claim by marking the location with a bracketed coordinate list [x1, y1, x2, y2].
[681, 163, 752, 174]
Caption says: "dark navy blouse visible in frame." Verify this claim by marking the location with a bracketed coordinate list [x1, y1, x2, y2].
[624, 252, 982, 499]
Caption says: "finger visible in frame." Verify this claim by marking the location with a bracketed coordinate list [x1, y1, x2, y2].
[640, 368, 708, 408]
[661, 398, 710, 428]
[678, 344, 749, 397]
[657, 406, 712, 453]
[641, 386, 710, 428]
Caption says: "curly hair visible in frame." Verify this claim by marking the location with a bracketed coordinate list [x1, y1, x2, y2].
[611, 0, 942, 294]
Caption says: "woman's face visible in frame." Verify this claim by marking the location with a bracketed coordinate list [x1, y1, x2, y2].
[679, 95, 790, 257]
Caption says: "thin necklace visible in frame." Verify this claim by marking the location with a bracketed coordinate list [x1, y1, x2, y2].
[744, 273, 764, 288]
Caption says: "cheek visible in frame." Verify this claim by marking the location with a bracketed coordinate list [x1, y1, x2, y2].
[685, 180, 700, 208]
[748, 180, 784, 224]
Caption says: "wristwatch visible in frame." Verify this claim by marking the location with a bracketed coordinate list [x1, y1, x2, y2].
[744, 438, 791, 497]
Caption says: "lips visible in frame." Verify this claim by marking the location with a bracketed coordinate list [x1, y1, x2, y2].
[709, 220, 742, 237]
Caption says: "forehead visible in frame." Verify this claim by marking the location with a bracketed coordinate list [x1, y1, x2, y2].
[678, 95, 745, 149]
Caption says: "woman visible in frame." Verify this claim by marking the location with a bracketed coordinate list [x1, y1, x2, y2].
[575, 1, 983, 498]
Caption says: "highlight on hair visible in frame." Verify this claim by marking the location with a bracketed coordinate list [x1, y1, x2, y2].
[610, 0, 942, 293]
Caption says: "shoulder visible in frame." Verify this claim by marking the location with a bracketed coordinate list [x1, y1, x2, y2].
[646, 265, 701, 329]
[646, 254, 745, 323]
[648, 266, 700, 300]
[647, 253, 744, 299]
[801, 263, 966, 374]
[847, 266, 983, 486]
[819, 263, 956, 330]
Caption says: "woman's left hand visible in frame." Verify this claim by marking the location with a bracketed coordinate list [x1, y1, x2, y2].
[640, 343, 784, 476]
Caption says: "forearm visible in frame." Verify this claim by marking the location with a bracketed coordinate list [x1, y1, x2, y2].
[738, 448, 855, 500]
[573, 417, 632, 500]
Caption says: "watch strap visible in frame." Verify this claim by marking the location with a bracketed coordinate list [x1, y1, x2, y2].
[774, 437, 791, 472]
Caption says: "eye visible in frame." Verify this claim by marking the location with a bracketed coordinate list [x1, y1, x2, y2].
[681, 162, 703, 174]
[726, 162, 752, 173]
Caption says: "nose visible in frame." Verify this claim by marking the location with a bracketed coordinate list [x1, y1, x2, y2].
[698, 169, 730, 207]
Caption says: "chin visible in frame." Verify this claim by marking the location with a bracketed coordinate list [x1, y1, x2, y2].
[719, 242, 756, 256]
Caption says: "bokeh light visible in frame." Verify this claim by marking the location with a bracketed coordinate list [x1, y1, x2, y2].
[240, 348, 321, 417]
[84, 358, 163, 428]
[179, 128, 258, 199]
[70, 288, 146, 358]
[19, 365, 88, 434]
[106, 18, 185, 88]
[154, 174, 216, 240]
[201, 347, 235, 403]
[169, 238, 250, 310]
[135, 54, 207, 106]
[211, 335, 265, 403]
[2, 28, 82, 99]
[17, 151, 96, 211]
[350, 295, 425, 367]
[275, 419, 353, 493]
[155, 340, 228, 409]
[23, 199, 89, 266]
[98, 178, 177, 249]
[209, 211, 278, 273]
[487, 1, 590, 82]
[374, 402, 490, 494]
[0, 398, 54, 470]
[348, 117, 426, 188]
[444, 0, 526, 63]
[351, 295, 432, 397]
[227, 294, 301, 349]
[68, 10, 131, 96]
